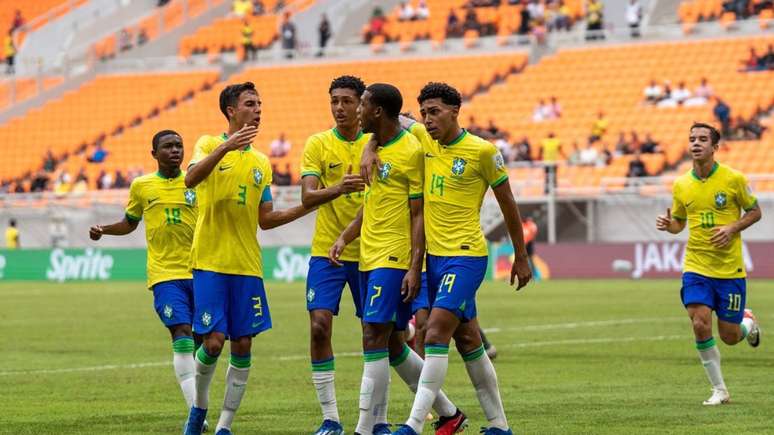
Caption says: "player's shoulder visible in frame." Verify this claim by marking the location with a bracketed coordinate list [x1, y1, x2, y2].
[248, 147, 271, 166]
[194, 134, 224, 150]
[464, 131, 498, 155]
[130, 172, 157, 187]
[717, 162, 746, 183]
[307, 128, 334, 145]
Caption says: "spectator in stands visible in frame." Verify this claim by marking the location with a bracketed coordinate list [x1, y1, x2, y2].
[114, 170, 128, 188]
[694, 77, 714, 100]
[640, 133, 662, 153]
[242, 19, 257, 61]
[463, 6, 482, 33]
[73, 169, 89, 193]
[513, 136, 532, 162]
[30, 170, 49, 192]
[272, 163, 292, 186]
[567, 141, 582, 165]
[43, 150, 57, 173]
[467, 115, 484, 136]
[585, 0, 605, 40]
[540, 132, 561, 193]
[626, 150, 648, 178]
[274, 0, 286, 13]
[447, 9, 462, 37]
[548, 96, 562, 118]
[629, 130, 641, 153]
[280, 12, 297, 58]
[671, 81, 692, 105]
[518, 2, 531, 35]
[13, 179, 25, 193]
[732, 115, 766, 139]
[589, 110, 608, 142]
[97, 170, 113, 190]
[527, 0, 545, 21]
[713, 96, 732, 136]
[579, 140, 599, 166]
[532, 99, 549, 122]
[5, 219, 19, 249]
[119, 28, 132, 52]
[742, 46, 764, 71]
[4, 32, 15, 75]
[252, 0, 265, 15]
[762, 43, 774, 70]
[495, 134, 512, 161]
[317, 14, 331, 57]
[158, 0, 171, 6]
[270, 132, 291, 157]
[627, 0, 642, 37]
[531, 18, 548, 45]
[137, 28, 149, 46]
[615, 131, 630, 155]
[487, 119, 501, 137]
[643, 79, 662, 104]
[365, 7, 386, 43]
[233, 0, 252, 17]
[87, 144, 108, 163]
[10, 10, 24, 33]
[417, 0, 430, 20]
[753, 0, 774, 14]
[399, 2, 416, 21]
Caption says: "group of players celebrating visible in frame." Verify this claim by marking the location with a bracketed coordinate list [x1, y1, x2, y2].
[89, 75, 762, 435]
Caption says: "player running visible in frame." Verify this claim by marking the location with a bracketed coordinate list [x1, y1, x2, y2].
[656, 122, 762, 405]
[182, 82, 312, 435]
[361, 82, 532, 435]
[299, 75, 369, 435]
[89, 130, 207, 430]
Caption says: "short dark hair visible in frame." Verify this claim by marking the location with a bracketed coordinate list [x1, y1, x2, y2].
[9, 219, 16, 227]
[366, 83, 402, 119]
[219, 82, 257, 121]
[329, 75, 366, 97]
[417, 82, 462, 107]
[691, 122, 721, 146]
[152, 129, 181, 150]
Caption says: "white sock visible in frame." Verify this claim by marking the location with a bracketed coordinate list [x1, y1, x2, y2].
[463, 345, 508, 430]
[740, 317, 754, 341]
[374, 373, 390, 426]
[355, 350, 390, 435]
[194, 345, 219, 409]
[391, 344, 457, 417]
[311, 358, 339, 422]
[406, 344, 449, 433]
[696, 337, 726, 391]
[172, 337, 196, 408]
[216, 354, 251, 432]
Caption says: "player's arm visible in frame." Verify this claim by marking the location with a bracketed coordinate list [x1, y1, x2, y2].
[402, 197, 424, 302]
[710, 203, 762, 248]
[258, 200, 313, 230]
[328, 207, 363, 266]
[492, 181, 532, 290]
[656, 208, 686, 234]
[359, 136, 381, 186]
[89, 217, 139, 240]
[301, 166, 365, 209]
[185, 125, 257, 188]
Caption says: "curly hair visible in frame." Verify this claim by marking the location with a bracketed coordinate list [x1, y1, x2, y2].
[219, 82, 257, 121]
[329, 75, 366, 97]
[417, 82, 462, 107]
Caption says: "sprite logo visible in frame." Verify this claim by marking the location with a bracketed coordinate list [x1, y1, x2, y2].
[272, 246, 311, 282]
[46, 248, 114, 283]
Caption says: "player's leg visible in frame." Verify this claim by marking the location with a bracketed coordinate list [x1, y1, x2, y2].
[306, 257, 351, 433]
[410, 272, 430, 357]
[714, 277, 759, 347]
[478, 326, 497, 360]
[214, 274, 273, 434]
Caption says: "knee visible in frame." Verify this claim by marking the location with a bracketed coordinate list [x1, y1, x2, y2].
[310, 317, 332, 344]
[230, 336, 252, 355]
[204, 337, 225, 356]
[690, 316, 712, 337]
[361, 325, 388, 349]
[719, 329, 740, 345]
[454, 329, 482, 355]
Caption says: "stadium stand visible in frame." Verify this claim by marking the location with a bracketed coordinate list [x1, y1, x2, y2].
[0, 76, 63, 109]
[678, 0, 774, 33]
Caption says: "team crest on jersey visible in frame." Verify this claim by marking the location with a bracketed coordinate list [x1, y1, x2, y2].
[184, 189, 196, 206]
[451, 157, 467, 176]
[494, 152, 505, 170]
[252, 168, 263, 186]
[201, 311, 212, 326]
[163, 304, 173, 319]
[307, 288, 315, 302]
[714, 191, 727, 209]
[378, 162, 392, 181]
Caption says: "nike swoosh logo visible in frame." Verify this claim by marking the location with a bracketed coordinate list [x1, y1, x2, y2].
[328, 162, 343, 169]
[425, 153, 434, 158]
[686, 201, 694, 208]
[435, 296, 446, 301]
[219, 165, 233, 171]
[366, 311, 379, 316]
[148, 197, 160, 204]
[251, 321, 263, 327]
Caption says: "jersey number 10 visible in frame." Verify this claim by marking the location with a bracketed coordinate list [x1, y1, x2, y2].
[699, 211, 715, 229]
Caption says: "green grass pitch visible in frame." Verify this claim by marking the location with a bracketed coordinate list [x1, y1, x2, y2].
[2, 279, 773, 434]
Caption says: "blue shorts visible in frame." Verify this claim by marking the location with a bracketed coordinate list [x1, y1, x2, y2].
[681, 272, 746, 324]
[411, 272, 430, 314]
[427, 255, 488, 321]
[192, 270, 273, 339]
[360, 268, 412, 331]
[152, 279, 195, 327]
[306, 257, 363, 317]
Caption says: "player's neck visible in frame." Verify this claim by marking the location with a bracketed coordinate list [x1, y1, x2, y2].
[157, 166, 181, 179]
[335, 123, 360, 141]
[439, 126, 464, 146]
[692, 158, 716, 179]
[374, 121, 402, 146]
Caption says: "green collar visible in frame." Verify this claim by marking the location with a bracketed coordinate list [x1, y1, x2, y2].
[444, 129, 467, 147]
[691, 161, 718, 181]
[156, 169, 182, 180]
[381, 129, 406, 148]
[332, 127, 363, 143]
[222, 132, 251, 152]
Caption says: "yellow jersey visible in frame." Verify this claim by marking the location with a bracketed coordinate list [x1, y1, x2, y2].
[541, 137, 561, 162]
[125, 171, 197, 288]
[424, 129, 508, 257]
[300, 128, 370, 261]
[5, 227, 18, 249]
[189, 134, 273, 277]
[360, 129, 423, 271]
[671, 162, 758, 279]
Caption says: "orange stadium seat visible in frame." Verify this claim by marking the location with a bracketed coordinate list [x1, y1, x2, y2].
[0, 0, 88, 60]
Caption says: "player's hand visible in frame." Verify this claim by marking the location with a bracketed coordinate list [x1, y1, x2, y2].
[89, 225, 103, 241]
[328, 238, 346, 266]
[710, 224, 735, 248]
[511, 254, 532, 291]
[656, 208, 671, 231]
[359, 138, 382, 186]
[401, 268, 421, 303]
[222, 125, 258, 151]
[337, 165, 366, 195]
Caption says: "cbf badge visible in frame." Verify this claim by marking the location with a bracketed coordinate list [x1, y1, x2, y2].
[451, 157, 467, 177]
[378, 162, 392, 181]
[253, 168, 263, 186]
[715, 191, 727, 209]
[184, 189, 196, 206]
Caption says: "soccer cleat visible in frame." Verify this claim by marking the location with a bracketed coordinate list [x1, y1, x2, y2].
[744, 309, 761, 348]
[479, 428, 513, 435]
[485, 344, 498, 361]
[203, 420, 209, 433]
[214, 429, 232, 435]
[433, 409, 468, 435]
[702, 388, 730, 406]
[183, 407, 207, 435]
[392, 424, 420, 435]
[373, 423, 393, 434]
[313, 419, 344, 435]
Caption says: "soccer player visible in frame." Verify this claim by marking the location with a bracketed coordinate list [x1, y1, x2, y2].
[89, 130, 205, 429]
[182, 82, 312, 435]
[5, 218, 19, 249]
[360, 83, 531, 435]
[330, 83, 467, 435]
[299, 75, 369, 435]
[656, 122, 762, 405]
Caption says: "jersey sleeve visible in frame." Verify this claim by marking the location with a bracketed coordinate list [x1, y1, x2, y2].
[125, 179, 144, 222]
[189, 135, 214, 167]
[735, 173, 758, 211]
[480, 142, 509, 188]
[671, 181, 686, 221]
[300, 135, 323, 178]
[261, 158, 273, 203]
[408, 122, 433, 150]
[407, 144, 424, 199]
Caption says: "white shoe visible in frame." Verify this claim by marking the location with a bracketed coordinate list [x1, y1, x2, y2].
[744, 309, 761, 348]
[702, 388, 730, 406]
